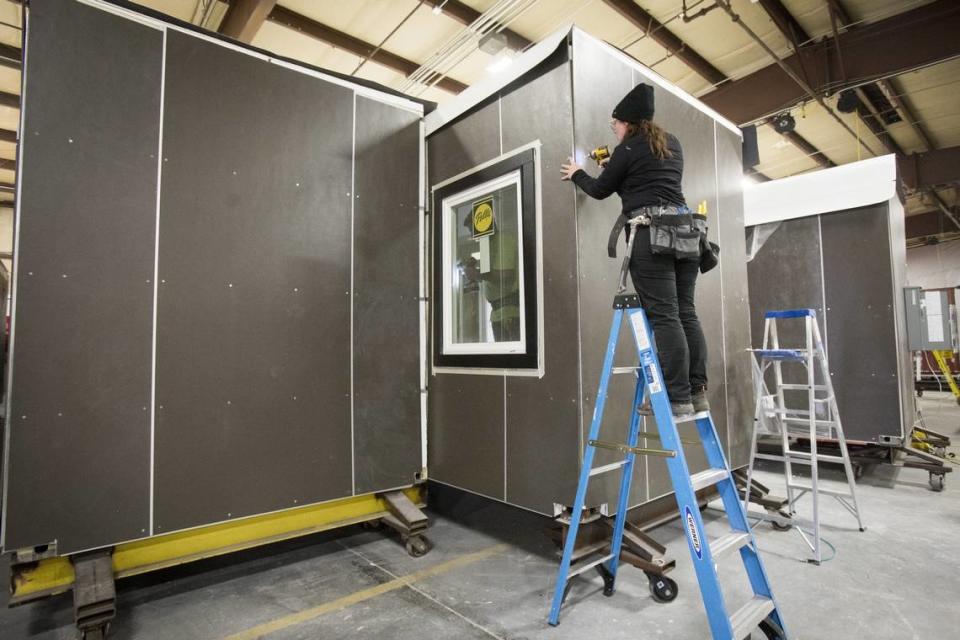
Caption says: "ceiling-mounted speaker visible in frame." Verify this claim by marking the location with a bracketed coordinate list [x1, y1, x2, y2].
[771, 112, 796, 134]
[837, 89, 860, 113]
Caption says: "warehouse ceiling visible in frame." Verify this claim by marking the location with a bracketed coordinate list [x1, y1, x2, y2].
[0, 0, 958, 254]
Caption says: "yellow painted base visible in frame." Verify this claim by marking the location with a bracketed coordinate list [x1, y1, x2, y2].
[10, 487, 424, 605]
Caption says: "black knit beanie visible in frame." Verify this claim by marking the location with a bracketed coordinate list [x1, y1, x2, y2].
[612, 83, 655, 123]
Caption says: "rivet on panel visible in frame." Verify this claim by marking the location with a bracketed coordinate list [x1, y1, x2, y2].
[232, 171, 237, 176]
[61, 274, 68, 278]
[293, 287, 299, 292]
[228, 283, 234, 288]
[295, 182, 300, 187]
[68, 138, 74, 144]
[227, 400, 232, 405]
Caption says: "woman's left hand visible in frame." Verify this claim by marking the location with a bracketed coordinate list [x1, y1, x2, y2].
[560, 157, 582, 181]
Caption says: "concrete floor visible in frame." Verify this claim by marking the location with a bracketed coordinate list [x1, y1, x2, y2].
[2, 392, 957, 639]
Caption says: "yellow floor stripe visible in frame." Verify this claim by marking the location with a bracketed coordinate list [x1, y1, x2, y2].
[224, 543, 509, 640]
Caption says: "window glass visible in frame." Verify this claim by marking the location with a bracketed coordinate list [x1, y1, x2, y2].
[442, 172, 525, 355]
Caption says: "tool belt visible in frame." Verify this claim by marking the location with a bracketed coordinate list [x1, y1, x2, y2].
[607, 205, 706, 261]
[489, 291, 521, 311]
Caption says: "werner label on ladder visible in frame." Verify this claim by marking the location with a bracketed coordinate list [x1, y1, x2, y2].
[548, 219, 789, 639]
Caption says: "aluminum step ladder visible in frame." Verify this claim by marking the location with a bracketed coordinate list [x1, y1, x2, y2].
[548, 293, 788, 640]
[745, 309, 865, 565]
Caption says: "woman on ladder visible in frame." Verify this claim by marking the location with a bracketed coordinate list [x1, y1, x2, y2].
[561, 83, 708, 418]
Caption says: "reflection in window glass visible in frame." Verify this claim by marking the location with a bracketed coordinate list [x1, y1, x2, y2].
[443, 172, 525, 355]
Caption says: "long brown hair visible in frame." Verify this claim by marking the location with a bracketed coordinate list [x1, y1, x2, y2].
[625, 120, 672, 161]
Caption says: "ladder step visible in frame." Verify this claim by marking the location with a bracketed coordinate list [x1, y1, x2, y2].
[690, 468, 728, 492]
[674, 410, 711, 424]
[567, 554, 614, 579]
[787, 482, 854, 498]
[611, 366, 638, 375]
[756, 349, 809, 362]
[779, 383, 828, 391]
[709, 531, 751, 560]
[589, 460, 628, 477]
[780, 416, 837, 427]
[787, 450, 846, 463]
[755, 452, 846, 465]
[730, 596, 776, 639]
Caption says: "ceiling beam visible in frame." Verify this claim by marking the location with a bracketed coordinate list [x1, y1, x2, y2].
[420, 0, 532, 51]
[879, 78, 935, 152]
[0, 157, 14, 171]
[0, 90, 19, 110]
[900, 145, 960, 191]
[756, 0, 809, 47]
[905, 208, 960, 240]
[0, 182, 14, 192]
[700, 0, 960, 125]
[602, 0, 727, 87]
[0, 128, 16, 144]
[266, 5, 467, 94]
[777, 127, 834, 169]
[0, 43, 21, 70]
[218, 0, 277, 44]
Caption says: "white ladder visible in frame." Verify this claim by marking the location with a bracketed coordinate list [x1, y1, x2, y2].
[744, 309, 865, 564]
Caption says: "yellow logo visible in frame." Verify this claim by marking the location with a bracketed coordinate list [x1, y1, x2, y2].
[471, 197, 495, 238]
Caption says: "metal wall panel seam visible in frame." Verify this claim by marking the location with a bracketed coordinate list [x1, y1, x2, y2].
[73, 0, 423, 114]
[504, 376, 508, 500]
[532, 142, 545, 378]
[818, 215, 829, 360]
[350, 92, 357, 496]
[149, 27, 168, 537]
[419, 119, 428, 473]
[0, 2, 29, 549]
[885, 200, 907, 438]
[570, 36, 584, 466]
[713, 122, 732, 456]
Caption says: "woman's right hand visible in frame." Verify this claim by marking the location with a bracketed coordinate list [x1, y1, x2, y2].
[560, 157, 583, 181]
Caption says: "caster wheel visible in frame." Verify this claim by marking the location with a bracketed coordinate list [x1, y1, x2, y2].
[360, 519, 382, 530]
[81, 625, 108, 640]
[929, 474, 945, 492]
[854, 464, 864, 480]
[405, 535, 432, 557]
[769, 509, 792, 531]
[916, 389, 923, 397]
[648, 575, 678, 603]
[759, 616, 787, 640]
[934, 447, 946, 458]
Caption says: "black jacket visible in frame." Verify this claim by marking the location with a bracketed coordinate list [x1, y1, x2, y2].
[572, 132, 686, 213]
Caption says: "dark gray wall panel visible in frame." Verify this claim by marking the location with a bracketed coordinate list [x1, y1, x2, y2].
[353, 97, 422, 493]
[501, 62, 580, 513]
[428, 100, 501, 187]
[571, 33, 646, 508]
[153, 32, 354, 533]
[427, 374, 505, 499]
[821, 204, 902, 442]
[715, 125, 753, 468]
[427, 102, 506, 501]
[4, 0, 161, 553]
[747, 216, 826, 420]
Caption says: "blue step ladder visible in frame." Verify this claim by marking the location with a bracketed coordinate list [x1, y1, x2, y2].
[547, 293, 789, 639]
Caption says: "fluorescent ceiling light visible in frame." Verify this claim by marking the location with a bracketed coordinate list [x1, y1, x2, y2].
[486, 52, 514, 74]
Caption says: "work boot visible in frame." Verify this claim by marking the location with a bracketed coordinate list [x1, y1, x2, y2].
[671, 402, 695, 418]
[691, 391, 709, 413]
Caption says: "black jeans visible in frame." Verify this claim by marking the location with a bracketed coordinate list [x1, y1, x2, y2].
[628, 226, 708, 404]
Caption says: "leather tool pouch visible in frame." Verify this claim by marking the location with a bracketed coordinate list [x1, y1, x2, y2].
[649, 212, 706, 261]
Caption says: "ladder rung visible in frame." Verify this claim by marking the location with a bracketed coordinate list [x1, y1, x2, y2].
[674, 410, 711, 424]
[787, 450, 846, 463]
[755, 452, 845, 465]
[690, 468, 728, 492]
[589, 460, 628, 477]
[787, 482, 854, 498]
[780, 416, 837, 427]
[709, 531, 751, 560]
[756, 349, 809, 362]
[730, 596, 776, 639]
[611, 366, 639, 375]
[567, 554, 614, 579]
[779, 383, 828, 391]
